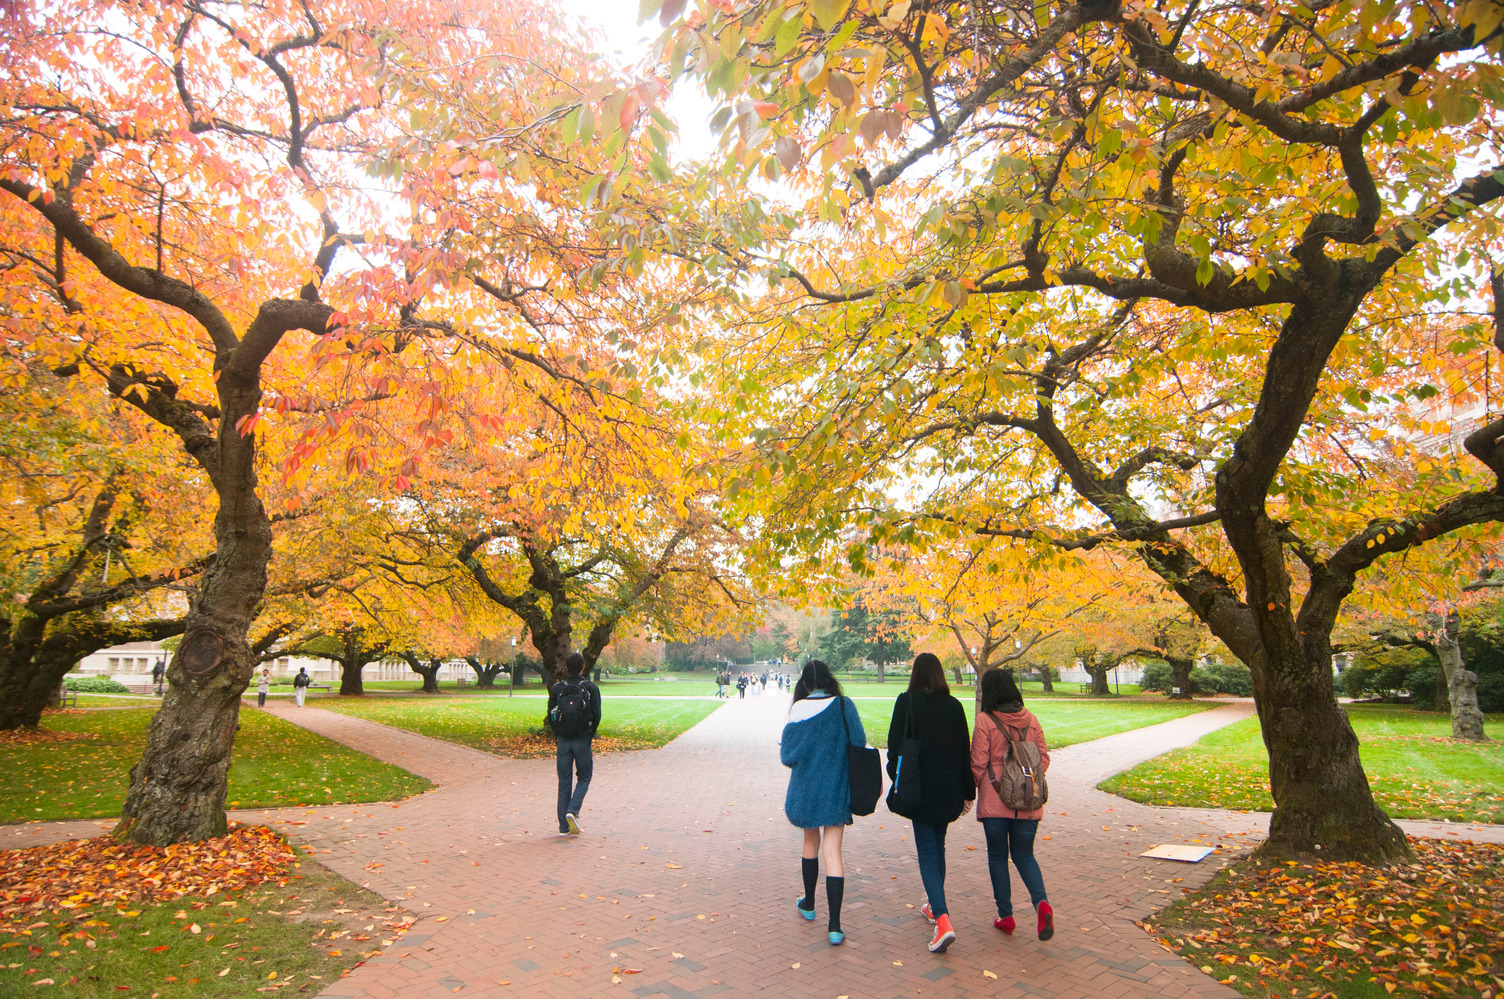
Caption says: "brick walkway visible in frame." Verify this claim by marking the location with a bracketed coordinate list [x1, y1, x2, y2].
[5, 696, 1498, 999]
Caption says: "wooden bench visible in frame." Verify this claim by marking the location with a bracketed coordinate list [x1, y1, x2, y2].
[57, 686, 78, 708]
[454, 677, 469, 687]
[1080, 683, 1093, 694]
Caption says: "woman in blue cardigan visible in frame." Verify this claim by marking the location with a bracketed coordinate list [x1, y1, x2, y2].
[781, 659, 866, 946]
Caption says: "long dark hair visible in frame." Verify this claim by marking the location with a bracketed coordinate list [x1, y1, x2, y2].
[907, 652, 950, 696]
[793, 659, 843, 703]
[980, 668, 1024, 712]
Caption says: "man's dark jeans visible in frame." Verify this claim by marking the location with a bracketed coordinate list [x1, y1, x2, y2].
[556, 737, 593, 832]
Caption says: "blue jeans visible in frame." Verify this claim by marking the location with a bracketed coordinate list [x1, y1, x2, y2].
[981, 818, 1047, 917]
[911, 821, 950, 918]
[556, 738, 593, 832]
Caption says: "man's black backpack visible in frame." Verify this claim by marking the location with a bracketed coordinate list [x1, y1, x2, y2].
[549, 678, 590, 739]
[293, 673, 309, 689]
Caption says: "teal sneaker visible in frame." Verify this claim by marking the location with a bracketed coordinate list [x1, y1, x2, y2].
[796, 897, 815, 921]
[828, 930, 845, 946]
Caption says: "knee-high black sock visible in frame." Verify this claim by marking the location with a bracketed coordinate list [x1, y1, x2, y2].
[826, 876, 845, 933]
[801, 857, 818, 909]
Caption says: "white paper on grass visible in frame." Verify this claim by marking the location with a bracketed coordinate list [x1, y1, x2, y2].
[1141, 844, 1216, 863]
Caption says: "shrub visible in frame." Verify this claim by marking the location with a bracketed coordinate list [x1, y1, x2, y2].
[64, 675, 131, 693]
[1342, 661, 1374, 699]
[1458, 622, 1504, 713]
[1188, 662, 1252, 696]
[1404, 662, 1442, 711]
[1139, 660, 1173, 693]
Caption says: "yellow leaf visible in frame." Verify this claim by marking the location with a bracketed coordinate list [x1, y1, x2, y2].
[983, 970, 998, 979]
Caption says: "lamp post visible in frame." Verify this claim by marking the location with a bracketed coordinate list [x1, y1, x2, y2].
[509, 637, 517, 698]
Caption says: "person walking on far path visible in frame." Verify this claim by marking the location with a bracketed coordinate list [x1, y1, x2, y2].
[151, 658, 165, 695]
[972, 668, 1054, 941]
[256, 668, 271, 708]
[781, 659, 866, 946]
[737, 673, 748, 699]
[292, 667, 310, 707]
[886, 652, 975, 954]
[547, 652, 602, 837]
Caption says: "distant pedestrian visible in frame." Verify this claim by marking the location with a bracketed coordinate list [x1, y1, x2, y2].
[716, 670, 728, 698]
[547, 652, 602, 836]
[737, 674, 748, 699]
[885, 652, 975, 953]
[971, 668, 1053, 941]
[781, 659, 865, 946]
[256, 668, 271, 708]
[292, 667, 310, 706]
[151, 658, 165, 695]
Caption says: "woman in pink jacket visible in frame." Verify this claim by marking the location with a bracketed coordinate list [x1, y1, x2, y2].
[970, 668, 1053, 940]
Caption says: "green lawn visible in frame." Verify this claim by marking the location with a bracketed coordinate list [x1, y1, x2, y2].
[1, 707, 430, 824]
[314, 694, 719, 757]
[1101, 705, 1504, 823]
[849, 697, 1213, 749]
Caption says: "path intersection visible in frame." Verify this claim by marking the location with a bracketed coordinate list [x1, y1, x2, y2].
[5, 694, 1498, 999]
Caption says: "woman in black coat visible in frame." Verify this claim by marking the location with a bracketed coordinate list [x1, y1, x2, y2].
[885, 652, 975, 954]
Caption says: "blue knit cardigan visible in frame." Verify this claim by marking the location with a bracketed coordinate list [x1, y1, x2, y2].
[781, 693, 867, 829]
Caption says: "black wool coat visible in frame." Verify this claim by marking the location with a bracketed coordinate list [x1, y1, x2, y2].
[885, 690, 976, 826]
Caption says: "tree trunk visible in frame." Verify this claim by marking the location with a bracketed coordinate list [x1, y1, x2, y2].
[877, 660, 885, 682]
[0, 617, 186, 730]
[1250, 640, 1408, 861]
[1433, 612, 1488, 741]
[464, 656, 504, 688]
[1085, 665, 1111, 695]
[1168, 658, 1194, 700]
[1037, 666, 1053, 692]
[114, 370, 272, 846]
[401, 652, 442, 693]
[338, 657, 365, 696]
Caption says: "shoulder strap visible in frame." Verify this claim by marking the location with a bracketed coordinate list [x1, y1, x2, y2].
[838, 695, 855, 746]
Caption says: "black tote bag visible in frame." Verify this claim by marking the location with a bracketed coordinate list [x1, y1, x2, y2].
[885, 695, 923, 818]
[840, 695, 883, 816]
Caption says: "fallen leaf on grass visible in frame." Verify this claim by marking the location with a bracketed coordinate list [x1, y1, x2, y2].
[0, 825, 296, 933]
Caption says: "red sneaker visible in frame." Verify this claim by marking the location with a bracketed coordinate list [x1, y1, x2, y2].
[1037, 901, 1054, 941]
[993, 916, 1015, 935]
[920, 902, 936, 924]
[928, 914, 956, 954]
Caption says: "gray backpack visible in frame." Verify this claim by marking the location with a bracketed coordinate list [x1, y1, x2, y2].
[985, 713, 1048, 811]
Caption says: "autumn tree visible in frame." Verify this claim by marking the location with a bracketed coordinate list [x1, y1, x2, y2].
[0, 0, 677, 844]
[0, 369, 211, 728]
[660, 0, 1504, 861]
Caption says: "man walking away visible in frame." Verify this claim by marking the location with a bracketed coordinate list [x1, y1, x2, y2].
[151, 659, 165, 695]
[293, 667, 310, 706]
[548, 652, 602, 836]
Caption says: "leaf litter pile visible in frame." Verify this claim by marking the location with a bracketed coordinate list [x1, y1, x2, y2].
[0, 823, 414, 995]
[1144, 837, 1503, 998]
[479, 731, 633, 759]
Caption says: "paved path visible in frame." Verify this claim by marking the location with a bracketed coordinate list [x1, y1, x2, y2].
[5, 697, 1499, 999]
